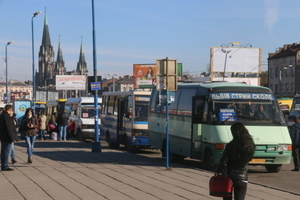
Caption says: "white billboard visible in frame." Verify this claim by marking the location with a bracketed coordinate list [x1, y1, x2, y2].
[211, 77, 260, 86]
[210, 47, 262, 73]
[56, 75, 87, 90]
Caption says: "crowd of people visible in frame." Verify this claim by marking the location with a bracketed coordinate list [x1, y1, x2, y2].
[0, 105, 76, 171]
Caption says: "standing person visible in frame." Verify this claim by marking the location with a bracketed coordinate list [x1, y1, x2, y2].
[21, 108, 38, 164]
[290, 116, 300, 171]
[38, 111, 47, 141]
[219, 122, 255, 200]
[0, 105, 17, 171]
[253, 104, 268, 119]
[10, 113, 18, 164]
[56, 110, 68, 141]
[48, 114, 57, 140]
[67, 119, 76, 140]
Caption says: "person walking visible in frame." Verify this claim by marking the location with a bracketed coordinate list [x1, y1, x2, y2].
[10, 113, 18, 164]
[37, 111, 47, 140]
[67, 119, 76, 140]
[290, 116, 300, 171]
[0, 105, 17, 171]
[56, 110, 68, 141]
[21, 108, 38, 164]
[218, 122, 255, 200]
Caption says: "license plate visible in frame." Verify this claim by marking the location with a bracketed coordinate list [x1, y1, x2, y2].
[249, 159, 265, 163]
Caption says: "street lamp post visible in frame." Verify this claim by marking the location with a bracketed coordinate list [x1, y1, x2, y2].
[221, 49, 231, 81]
[5, 41, 13, 103]
[91, 0, 101, 152]
[31, 11, 42, 112]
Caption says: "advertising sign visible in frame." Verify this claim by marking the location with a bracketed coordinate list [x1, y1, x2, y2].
[133, 64, 156, 89]
[56, 75, 87, 90]
[14, 100, 31, 125]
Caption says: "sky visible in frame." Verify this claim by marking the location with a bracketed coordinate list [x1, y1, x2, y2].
[1, 0, 300, 81]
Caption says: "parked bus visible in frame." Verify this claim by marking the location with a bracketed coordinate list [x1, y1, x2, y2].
[148, 82, 291, 172]
[65, 97, 102, 141]
[100, 90, 151, 150]
[288, 95, 300, 126]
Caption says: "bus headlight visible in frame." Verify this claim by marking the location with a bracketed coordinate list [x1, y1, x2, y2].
[277, 144, 291, 151]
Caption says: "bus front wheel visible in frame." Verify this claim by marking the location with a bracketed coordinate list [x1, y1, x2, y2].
[265, 164, 282, 173]
[205, 149, 217, 171]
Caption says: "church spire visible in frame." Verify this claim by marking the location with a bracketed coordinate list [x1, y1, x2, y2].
[40, 8, 52, 51]
[55, 35, 65, 75]
[76, 37, 88, 75]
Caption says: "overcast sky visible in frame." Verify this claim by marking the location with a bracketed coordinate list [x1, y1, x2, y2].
[1, 0, 300, 81]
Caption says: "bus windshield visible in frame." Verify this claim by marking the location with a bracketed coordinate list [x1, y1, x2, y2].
[210, 92, 286, 125]
[134, 95, 150, 121]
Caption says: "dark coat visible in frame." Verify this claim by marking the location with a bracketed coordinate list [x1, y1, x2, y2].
[21, 116, 38, 137]
[56, 112, 68, 126]
[219, 139, 255, 181]
[0, 111, 17, 142]
[290, 122, 300, 146]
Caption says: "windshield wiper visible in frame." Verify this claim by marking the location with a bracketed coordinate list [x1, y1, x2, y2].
[249, 117, 283, 125]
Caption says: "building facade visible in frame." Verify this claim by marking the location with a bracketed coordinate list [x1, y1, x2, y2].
[0, 81, 32, 103]
[268, 43, 300, 98]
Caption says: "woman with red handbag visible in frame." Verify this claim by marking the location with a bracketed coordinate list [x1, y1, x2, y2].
[219, 122, 255, 200]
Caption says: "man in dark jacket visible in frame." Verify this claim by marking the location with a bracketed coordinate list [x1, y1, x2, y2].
[0, 105, 17, 171]
[290, 116, 300, 171]
[56, 110, 68, 141]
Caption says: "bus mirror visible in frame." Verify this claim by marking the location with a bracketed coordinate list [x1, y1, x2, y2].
[127, 108, 133, 119]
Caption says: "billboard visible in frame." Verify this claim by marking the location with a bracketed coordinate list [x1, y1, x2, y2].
[14, 100, 31, 125]
[210, 47, 262, 73]
[56, 75, 87, 90]
[133, 64, 156, 89]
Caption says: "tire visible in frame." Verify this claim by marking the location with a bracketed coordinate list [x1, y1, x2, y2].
[265, 164, 282, 173]
[106, 132, 119, 149]
[205, 149, 217, 171]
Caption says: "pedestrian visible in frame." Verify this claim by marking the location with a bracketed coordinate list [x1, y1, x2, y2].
[10, 113, 18, 164]
[290, 116, 300, 171]
[20, 108, 38, 164]
[68, 119, 76, 139]
[0, 105, 17, 171]
[56, 110, 68, 141]
[48, 114, 58, 140]
[37, 111, 47, 140]
[218, 122, 255, 200]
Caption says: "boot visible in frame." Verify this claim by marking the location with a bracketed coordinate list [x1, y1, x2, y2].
[28, 157, 33, 164]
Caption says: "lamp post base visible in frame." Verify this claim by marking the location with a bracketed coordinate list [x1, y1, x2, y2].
[92, 142, 102, 152]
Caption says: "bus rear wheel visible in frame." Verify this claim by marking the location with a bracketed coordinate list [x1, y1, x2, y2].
[265, 164, 282, 173]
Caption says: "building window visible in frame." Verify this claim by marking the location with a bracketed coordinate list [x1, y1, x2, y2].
[291, 66, 295, 76]
[285, 83, 289, 93]
[291, 82, 295, 94]
[275, 84, 278, 94]
[270, 68, 274, 78]
[270, 84, 273, 92]
[275, 67, 279, 77]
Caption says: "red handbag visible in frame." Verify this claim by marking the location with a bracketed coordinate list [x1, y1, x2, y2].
[209, 173, 233, 197]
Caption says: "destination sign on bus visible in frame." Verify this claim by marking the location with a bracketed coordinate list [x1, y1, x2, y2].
[135, 96, 150, 101]
[210, 93, 275, 100]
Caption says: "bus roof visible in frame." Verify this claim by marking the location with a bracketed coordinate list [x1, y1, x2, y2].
[65, 97, 102, 104]
[102, 90, 151, 97]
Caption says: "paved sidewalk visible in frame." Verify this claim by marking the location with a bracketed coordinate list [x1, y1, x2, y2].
[0, 140, 298, 200]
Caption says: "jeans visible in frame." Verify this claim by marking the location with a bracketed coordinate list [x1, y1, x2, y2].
[39, 129, 46, 139]
[59, 125, 67, 140]
[10, 142, 15, 160]
[1, 141, 12, 170]
[25, 136, 36, 157]
[292, 144, 300, 169]
[223, 181, 248, 200]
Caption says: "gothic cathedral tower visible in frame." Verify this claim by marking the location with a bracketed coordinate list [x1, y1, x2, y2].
[54, 37, 66, 76]
[76, 40, 88, 76]
[38, 12, 55, 87]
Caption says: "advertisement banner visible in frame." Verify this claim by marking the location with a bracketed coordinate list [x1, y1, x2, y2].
[133, 64, 157, 89]
[56, 75, 87, 90]
[14, 100, 31, 125]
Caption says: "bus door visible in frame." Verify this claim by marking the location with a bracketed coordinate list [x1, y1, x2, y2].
[191, 96, 206, 159]
[117, 98, 126, 143]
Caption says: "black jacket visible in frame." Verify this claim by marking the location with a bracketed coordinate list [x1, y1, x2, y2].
[21, 116, 38, 137]
[56, 112, 68, 126]
[290, 122, 300, 146]
[0, 111, 17, 142]
[219, 139, 255, 181]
